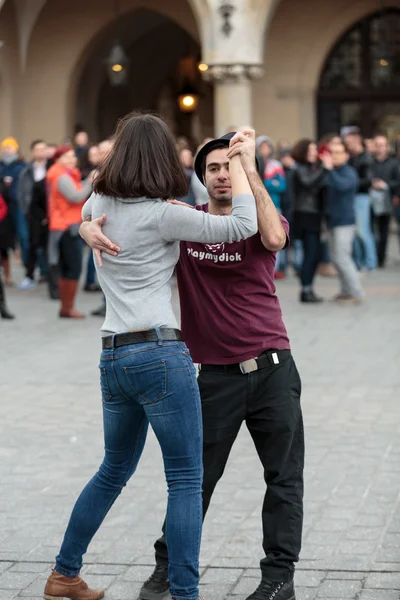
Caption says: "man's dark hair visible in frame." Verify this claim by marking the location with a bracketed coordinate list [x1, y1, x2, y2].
[94, 113, 188, 200]
[374, 132, 388, 140]
[200, 142, 228, 178]
[30, 139, 45, 150]
[291, 139, 314, 164]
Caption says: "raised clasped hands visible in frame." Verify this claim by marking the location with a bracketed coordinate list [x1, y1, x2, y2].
[226, 127, 257, 173]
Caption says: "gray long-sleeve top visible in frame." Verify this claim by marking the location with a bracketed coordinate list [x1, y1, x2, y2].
[57, 175, 92, 203]
[81, 193, 257, 336]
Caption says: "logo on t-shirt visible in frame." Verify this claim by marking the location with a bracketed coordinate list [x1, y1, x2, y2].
[205, 243, 225, 253]
[187, 244, 242, 264]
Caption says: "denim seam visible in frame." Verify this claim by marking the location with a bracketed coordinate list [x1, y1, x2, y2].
[170, 351, 203, 599]
[100, 342, 185, 362]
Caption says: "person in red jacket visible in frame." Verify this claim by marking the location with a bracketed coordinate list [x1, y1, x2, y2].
[46, 145, 93, 318]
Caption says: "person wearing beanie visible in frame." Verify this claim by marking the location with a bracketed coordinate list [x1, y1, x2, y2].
[46, 144, 93, 318]
[0, 137, 27, 283]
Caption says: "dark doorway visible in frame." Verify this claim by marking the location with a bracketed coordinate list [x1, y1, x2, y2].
[318, 9, 400, 142]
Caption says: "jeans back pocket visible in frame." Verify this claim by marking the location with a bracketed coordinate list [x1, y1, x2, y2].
[123, 360, 167, 405]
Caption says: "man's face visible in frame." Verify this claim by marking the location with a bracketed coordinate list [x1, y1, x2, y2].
[46, 145, 56, 159]
[204, 147, 232, 205]
[1, 145, 16, 158]
[75, 131, 88, 147]
[344, 134, 362, 154]
[331, 144, 349, 168]
[32, 142, 47, 162]
[259, 141, 272, 160]
[374, 136, 389, 160]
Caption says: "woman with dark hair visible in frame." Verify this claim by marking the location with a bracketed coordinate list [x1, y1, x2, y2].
[43, 113, 257, 600]
[291, 139, 330, 303]
[46, 145, 93, 317]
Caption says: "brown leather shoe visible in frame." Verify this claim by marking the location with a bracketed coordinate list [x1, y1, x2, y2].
[43, 569, 104, 600]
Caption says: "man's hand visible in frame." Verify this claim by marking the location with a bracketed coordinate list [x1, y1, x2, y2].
[79, 214, 121, 267]
[226, 127, 257, 174]
[372, 179, 387, 190]
[393, 196, 400, 207]
[321, 152, 334, 170]
[167, 199, 194, 209]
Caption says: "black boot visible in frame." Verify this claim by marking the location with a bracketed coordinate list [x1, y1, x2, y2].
[91, 302, 106, 317]
[47, 265, 60, 300]
[0, 276, 15, 319]
[245, 578, 295, 600]
[139, 565, 170, 600]
[300, 291, 323, 303]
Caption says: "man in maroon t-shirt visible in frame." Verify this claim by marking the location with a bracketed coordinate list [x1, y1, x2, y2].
[81, 129, 303, 600]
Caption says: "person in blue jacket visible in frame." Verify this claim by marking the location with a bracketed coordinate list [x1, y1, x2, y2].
[324, 142, 364, 304]
[0, 137, 27, 279]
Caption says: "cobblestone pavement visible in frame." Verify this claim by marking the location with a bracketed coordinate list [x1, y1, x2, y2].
[1, 245, 400, 600]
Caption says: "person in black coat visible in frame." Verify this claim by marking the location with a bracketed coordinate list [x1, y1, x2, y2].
[291, 139, 330, 303]
[370, 135, 400, 267]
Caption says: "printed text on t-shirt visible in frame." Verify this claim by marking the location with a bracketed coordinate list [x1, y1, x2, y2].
[187, 246, 242, 263]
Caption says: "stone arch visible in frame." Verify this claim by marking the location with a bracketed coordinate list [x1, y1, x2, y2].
[70, 6, 204, 140]
[254, 0, 400, 141]
[16, 0, 202, 150]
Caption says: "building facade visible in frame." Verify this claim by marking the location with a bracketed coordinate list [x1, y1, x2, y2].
[1, 0, 400, 153]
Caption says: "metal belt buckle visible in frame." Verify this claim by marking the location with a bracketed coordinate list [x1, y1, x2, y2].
[239, 358, 258, 375]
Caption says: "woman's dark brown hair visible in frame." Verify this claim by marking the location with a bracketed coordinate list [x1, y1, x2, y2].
[93, 113, 188, 199]
[291, 138, 314, 164]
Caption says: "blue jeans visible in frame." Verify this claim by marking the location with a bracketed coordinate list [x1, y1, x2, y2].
[299, 231, 321, 289]
[85, 249, 96, 286]
[56, 336, 203, 600]
[275, 249, 287, 273]
[292, 239, 303, 274]
[353, 194, 377, 270]
[319, 239, 330, 264]
[13, 202, 29, 266]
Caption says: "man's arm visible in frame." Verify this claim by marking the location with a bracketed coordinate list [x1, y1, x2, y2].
[227, 129, 287, 252]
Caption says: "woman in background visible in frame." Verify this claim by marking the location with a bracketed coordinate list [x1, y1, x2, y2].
[46, 145, 93, 317]
[291, 139, 330, 303]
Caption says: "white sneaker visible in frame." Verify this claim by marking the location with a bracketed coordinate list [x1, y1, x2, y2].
[19, 277, 36, 291]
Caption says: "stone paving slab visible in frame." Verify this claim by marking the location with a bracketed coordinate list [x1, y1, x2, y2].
[1, 246, 400, 599]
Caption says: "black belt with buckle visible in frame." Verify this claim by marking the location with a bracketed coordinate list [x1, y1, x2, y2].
[200, 349, 291, 375]
[102, 328, 182, 350]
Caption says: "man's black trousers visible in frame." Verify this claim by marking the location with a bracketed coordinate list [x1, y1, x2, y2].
[154, 350, 304, 582]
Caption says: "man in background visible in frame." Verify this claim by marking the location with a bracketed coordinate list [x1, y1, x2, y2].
[18, 140, 50, 291]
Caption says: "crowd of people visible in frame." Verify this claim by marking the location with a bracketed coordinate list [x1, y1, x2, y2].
[179, 129, 400, 304]
[0, 124, 400, 321]
[0, 133, 113, 319]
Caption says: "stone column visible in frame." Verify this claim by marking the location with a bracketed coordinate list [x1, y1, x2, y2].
[202, 64, 264, 136]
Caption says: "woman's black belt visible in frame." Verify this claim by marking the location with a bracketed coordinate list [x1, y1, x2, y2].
[102, 328, 182, 350]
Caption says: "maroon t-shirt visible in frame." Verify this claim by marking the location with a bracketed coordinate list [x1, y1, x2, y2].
[176, 204, 290, 364]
